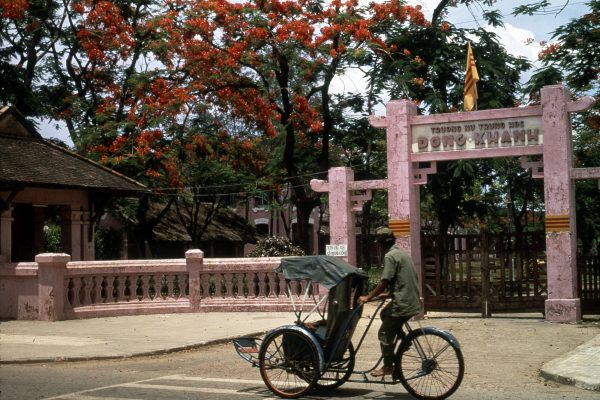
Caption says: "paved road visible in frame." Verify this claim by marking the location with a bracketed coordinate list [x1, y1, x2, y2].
[1, 339, 597, 400]
[33, 374, 599, 400]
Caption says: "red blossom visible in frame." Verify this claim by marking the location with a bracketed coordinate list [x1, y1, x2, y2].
[1, 0, 28, 19]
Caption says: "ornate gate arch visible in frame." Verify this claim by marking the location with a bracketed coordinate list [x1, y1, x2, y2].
[312, 85, 597, 323]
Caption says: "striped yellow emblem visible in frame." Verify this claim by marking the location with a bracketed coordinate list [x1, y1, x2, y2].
[389, 219, 411, 237]
[545, 215, 570, 232]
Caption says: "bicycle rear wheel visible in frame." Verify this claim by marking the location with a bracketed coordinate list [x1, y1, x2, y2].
[315, 342, 355, 390]
[397, 329, 464, 400]
[259, 328, 320, 399]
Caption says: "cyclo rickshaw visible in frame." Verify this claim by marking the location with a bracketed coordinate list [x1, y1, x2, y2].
[234, 255, 464, 399]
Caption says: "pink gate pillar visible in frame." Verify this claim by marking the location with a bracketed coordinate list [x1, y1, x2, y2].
[311, 168, 358, 265]
[325, 168, 357, 264]
[371, 100, 423, 296]
[542, 85, 581, 322]
[311, 168, 388, 266]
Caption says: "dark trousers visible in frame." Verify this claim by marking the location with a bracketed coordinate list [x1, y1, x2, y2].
[378, 304, 412, 368]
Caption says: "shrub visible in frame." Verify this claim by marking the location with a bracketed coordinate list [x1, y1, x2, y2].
[248, 236, 305, 257]
[43, 222, 63, 252]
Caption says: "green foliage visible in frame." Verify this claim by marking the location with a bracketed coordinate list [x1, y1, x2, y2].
[95, 227, 123, 260]
[248, 236, 305, 258]
[526, 0, 600, 252]
[43, 222, 62, 253]
[365, 265, 383, 293]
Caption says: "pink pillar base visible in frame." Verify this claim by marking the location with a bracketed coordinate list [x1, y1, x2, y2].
[545, 298, 581, 323]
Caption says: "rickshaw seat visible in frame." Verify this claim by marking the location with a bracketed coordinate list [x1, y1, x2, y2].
[322, 276, 364, 362]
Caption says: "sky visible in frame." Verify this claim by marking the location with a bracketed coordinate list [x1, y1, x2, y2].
[37, 0, 590, 146]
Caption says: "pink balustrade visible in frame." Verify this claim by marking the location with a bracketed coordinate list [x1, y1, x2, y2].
[0, 250, 321, 321]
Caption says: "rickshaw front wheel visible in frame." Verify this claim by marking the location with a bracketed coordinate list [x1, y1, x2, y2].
[397, 329, 464, 400]
[259, 328, 320, 399]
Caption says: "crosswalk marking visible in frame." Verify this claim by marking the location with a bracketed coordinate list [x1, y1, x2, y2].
[42, 375, 266, 400]
[50, 396, 142, 400]
[42, 374, 380, 400]
[121, 382, 258, 396]
[164, 374, 264, 385]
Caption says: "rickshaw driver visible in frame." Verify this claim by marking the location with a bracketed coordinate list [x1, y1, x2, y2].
[358, 232, 421, 377]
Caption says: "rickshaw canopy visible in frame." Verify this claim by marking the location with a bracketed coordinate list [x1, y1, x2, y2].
[276, 255, 367, 289]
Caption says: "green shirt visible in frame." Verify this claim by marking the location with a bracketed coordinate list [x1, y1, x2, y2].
[381, 245, 421, 317]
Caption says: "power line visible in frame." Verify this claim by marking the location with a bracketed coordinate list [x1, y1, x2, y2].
[148, 162, 366, 198]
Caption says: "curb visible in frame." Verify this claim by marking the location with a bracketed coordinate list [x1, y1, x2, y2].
[0, 332, 264, 365]
[540, 335, 600, 392]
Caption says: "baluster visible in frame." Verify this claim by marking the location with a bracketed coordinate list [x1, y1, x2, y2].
[107, 276, 121, 303]
[238, 273, 250, 299]
[158, 274, 173, 300]
[172, 275, 181, 299]
[179, 273, 188, 298]
[118, 276, 128, 302]
[217, 274, 225, 298]
[200, 273, 209, 299]
[266, 272, 276, 298]
[165, 274, 174, 299]
[256, 272, 266, 298]
[266, 272, 277, 298]
[250, 272, 258, 298]
[65, 278, 74, 309]
[140, 275, 151, 301]
[92, 276, 101, 304]
[278, 274, 288, 297]
[299, 280, 307, 297]
[82, 276, 93, 305]
[312, 282, 320, 301]
[183, 273, 190, 297]
[105, 276, 116, 303]
[98, 277, 105, 303]
[71, 278, 82, 307]
[134, 276, 142, 301]
[224, 273, 234, 298]
[288, 280, 297, 299]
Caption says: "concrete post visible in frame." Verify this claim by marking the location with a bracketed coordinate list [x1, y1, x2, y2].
[33, 206, 45, 256]
[81, 209, 95, 261]
[36, 253, 70, 321]
[0, 207, 13, 264]
[541, 85, 581, 322]
[60, 207, 83, 261]
[327, 167, 357, 265]
[186, 249, 204, 310]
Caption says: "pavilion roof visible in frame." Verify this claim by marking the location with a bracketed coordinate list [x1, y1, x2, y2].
[0, 106, 147, 194]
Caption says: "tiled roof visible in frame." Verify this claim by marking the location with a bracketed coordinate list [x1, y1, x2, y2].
[0, 135, 148, 193]
[0, 107, 147, 193]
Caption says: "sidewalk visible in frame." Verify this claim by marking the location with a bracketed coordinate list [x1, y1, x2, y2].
[1, 312, 599, 392]
[0, 312, 292, 363]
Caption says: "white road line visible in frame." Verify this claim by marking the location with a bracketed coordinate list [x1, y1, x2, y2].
[41, 376, 175, 400]
[41, 375, 266, 400]
[50, 396, 142, 400]
[163, 374, 265, 385]
[121, 382, 259, 395]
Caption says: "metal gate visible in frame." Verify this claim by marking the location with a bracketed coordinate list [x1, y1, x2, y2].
[579, 255, 600, 314]
[421, 232, 600, 315]
[422, 232, 547, 315]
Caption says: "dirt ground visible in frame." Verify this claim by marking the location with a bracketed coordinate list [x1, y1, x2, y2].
[352, 306, 600, 394]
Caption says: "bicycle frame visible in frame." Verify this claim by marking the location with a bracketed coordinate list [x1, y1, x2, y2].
[326, 298, 462, 386]
[234, 256, 464, 399]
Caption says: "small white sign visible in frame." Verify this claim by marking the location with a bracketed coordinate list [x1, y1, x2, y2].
[326, 244, 348, 257]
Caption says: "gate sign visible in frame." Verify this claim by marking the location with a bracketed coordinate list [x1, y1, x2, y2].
[412, 116, 543, 153]
[326, 244, 348, 257]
